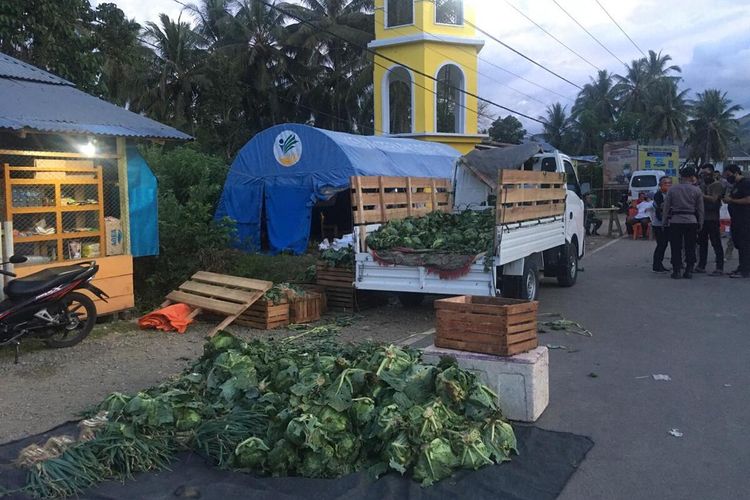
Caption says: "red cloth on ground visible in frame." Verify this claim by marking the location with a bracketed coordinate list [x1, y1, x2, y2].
[138, 303, 194, 334]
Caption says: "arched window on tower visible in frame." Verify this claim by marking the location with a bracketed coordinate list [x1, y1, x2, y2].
[387, 0, 414, 27]
[436, 64, 464, 133]
[435, 0, 463, 25]
[387, 67, 412, 134]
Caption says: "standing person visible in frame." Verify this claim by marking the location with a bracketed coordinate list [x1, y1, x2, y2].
[651, 176, 672, 272]
[584, 194, 603, 236]
[695, 164, 724, 275]
[723, 164, 750, 278]
[663, 167, 704, 279]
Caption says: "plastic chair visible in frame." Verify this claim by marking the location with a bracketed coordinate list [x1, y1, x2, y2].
[632, 221, 651, 240]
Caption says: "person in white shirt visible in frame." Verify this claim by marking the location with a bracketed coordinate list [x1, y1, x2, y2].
[626, 193, 653, 239]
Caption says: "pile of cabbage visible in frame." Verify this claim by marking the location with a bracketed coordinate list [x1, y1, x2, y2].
[22, 330, 516, 497]
[367, 210, 495, 255]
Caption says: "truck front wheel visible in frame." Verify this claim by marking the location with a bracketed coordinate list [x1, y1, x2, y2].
[556, 242, 578, 287]
[502, 260, 539, 301]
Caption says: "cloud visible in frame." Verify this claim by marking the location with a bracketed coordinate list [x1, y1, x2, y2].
[102, 0, 750, 128]
[682, 33, 750, 112]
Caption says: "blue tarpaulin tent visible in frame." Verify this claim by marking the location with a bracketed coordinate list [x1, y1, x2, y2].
[216, 124, 461, 254]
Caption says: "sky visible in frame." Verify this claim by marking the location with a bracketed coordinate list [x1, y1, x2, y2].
[97, 0, 750, 133]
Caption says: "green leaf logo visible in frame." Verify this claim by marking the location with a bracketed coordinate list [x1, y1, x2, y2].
[274, 131, 303, 167]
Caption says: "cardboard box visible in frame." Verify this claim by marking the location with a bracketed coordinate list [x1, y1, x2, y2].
[105, 217, 124, 256]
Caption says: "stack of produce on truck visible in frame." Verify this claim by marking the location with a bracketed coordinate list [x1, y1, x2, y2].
[366, 210, 496, 278]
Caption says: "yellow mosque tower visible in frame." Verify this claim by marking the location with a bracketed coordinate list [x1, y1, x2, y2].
[370, 0, 486, 154]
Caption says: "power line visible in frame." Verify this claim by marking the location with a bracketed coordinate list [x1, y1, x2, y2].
[404, 29, 548, 106]
[256, 0, 544, 124]
[277, 94, 384, 134]
[594, 0, 646, 57]
[503, 0, 602, 72]
[551, 0, 627, 66]
[465, 19, 583, 90]
[410, 24, 574, 103]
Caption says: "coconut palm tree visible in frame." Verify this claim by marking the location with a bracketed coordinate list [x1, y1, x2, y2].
[279, 0, 375, 131]
[184, 0, 234, 45]
[540, 103, 571, 150]
[686, 89, 742, 164]
[643, 49, 681, 81]
[645, 79, 689, 142]
[614, 58, 649, 115]
[571, 70, 617, 154]
[144, 13, 207, 130]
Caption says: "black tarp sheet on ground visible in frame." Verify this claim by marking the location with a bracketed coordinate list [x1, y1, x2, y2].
[0, 422, 592, 500]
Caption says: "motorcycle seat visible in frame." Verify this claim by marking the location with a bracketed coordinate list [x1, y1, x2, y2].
[4, 265, 89, 300]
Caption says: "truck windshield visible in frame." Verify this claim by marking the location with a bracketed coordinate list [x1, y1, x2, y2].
[631, 175, 657, 187]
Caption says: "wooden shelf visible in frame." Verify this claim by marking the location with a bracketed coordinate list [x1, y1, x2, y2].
[62, 204, 100, 212]
[9, 179, 99, 186]
[62, 231, 101, 239]
[4, 164, 106, 263]
[11, 204, 100, 214]
[10, 206, 57, 214]
[15, 234, 59, 243]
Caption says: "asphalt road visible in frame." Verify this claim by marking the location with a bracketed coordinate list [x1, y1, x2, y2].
[536, 237, 749, 500]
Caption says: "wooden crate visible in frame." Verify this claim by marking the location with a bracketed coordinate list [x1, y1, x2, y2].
[316, 261, 354, 288]
[496, 170, 566, 225]
[325, 285, 355, 311]
[350, 175, 452, 252]
[290, 291, 324, 324]
[434, 296, 538, 356]
[235, 299, 289, 330]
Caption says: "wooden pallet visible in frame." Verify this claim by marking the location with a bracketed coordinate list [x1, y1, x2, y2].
[316, 262, 354, 288]
[235, 299, 290, 330]
[496, 170, 566, 225]
[434, 296, 538, 356]
[163, 271, 272, 336]
[350, 175, 451, 252]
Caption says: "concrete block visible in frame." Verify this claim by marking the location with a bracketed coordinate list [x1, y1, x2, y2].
[421, 345, 549, 422]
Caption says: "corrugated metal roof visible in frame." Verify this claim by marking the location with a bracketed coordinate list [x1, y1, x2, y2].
[0, 53, 73, 86]
[0, 52, 191, 141]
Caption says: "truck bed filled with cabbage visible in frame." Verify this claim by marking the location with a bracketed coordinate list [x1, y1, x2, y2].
[20, 331, 516, 497]
[366, 210, 496, 255]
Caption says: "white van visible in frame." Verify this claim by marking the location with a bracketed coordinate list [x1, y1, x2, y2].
[629, 170, 666, 201]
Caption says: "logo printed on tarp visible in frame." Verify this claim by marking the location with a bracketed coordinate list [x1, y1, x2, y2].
[274, 131, 302, 167]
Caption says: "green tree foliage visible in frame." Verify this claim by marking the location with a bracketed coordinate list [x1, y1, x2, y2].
[686, 89, 742, 164]
[134, 146, 232, 307]
[540, 103, 572, 151]
[0, 0, 98, 89]
[488, 115, 526, 144]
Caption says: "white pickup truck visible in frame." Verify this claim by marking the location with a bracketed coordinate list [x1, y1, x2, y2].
[351, 148, 585, 302]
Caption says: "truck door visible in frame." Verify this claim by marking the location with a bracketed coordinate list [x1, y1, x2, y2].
[563, 159, 585, 257]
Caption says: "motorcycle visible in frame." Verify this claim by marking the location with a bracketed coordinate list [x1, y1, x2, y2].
[0, 256, 109, 362]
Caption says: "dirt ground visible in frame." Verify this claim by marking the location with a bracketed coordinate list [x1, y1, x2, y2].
[0, 234, 611, 443]
[0, 298, 436, 442]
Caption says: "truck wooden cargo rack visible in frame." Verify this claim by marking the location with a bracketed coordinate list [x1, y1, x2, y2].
[350, 175, 452, 252]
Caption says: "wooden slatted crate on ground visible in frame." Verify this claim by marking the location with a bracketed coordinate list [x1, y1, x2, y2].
[324, 285, 355, 311]
[315, 261, 354, 288]
[163, 271, 272, 336]
[289, 291, 324, 324]
[434, 296, 538, 356]
[235, 299, 290, 330]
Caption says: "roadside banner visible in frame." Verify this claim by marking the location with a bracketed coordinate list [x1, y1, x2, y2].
[603, 141, 638, 187]
[638, 145, 679, 177]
